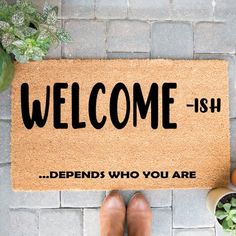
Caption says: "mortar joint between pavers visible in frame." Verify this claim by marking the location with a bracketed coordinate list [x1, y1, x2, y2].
[105, 20, 109, 56]
[0, 162, 11, 167]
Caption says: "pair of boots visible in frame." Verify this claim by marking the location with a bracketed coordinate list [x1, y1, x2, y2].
[100, 191, 152, 236]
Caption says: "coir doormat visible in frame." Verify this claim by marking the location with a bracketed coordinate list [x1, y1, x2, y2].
[11, 60, 230, 190]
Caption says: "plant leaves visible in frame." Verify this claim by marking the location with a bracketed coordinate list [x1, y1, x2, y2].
[15, 53, 28, 63]
[11, 11, 25, 27]
[0, 0, 7, 8]
[232, 215, 236, 223]
[0, 21, 10, 30]
[216, 210, 228, 220]
[230, 210, 236, 215]
[231, 198, 236, 207]
[12, 39, 25, 48]
[37, 29, 49, 41]
[1, 33, 15, 48]
[223, 203, 232, 212]
[14, 28, 25, 40]
[43, 1, 53, 16]
[16, 0, 31, 7]
[32, 47, 44, 56]
[0, 46, 14, 92]
[46, 10, 57, 25]
[217, 201, 224, 209]
[56, 28, 71, 42]
[0, 0, 71, 64]
[228, 219, 234, 228]
[222, 218, 230, 230]
[22, 27, 37, 37]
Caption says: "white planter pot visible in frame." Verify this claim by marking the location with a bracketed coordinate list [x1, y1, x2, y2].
[206, 187, 234, 215]
[207, 187, 236, 235]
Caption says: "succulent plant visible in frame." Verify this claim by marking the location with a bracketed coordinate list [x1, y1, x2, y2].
[0, 0, 71, 63]
[216, 197, 236, 235]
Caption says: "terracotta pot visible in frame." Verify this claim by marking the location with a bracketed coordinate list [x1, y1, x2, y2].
[0, 46, 14, 92]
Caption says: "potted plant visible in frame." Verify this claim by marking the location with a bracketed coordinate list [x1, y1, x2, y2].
[0, 0, 71, 92]
[207, 187, 236, 235]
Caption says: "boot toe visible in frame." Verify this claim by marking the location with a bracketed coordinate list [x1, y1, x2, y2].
[128, 192, 151, 213]
[102, 190, 125, 210]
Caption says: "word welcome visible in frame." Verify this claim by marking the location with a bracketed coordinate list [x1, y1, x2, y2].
[21, 82, 177, 130]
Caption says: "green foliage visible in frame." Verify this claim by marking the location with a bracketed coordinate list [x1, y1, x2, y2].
[0, 0, 71, 63]
[216, 197, 236, 235]
[0, 46, 14, 92]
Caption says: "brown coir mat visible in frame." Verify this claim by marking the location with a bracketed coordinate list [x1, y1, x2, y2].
[11, 60, 230, 191]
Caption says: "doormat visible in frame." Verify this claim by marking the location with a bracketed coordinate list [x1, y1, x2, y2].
[11, 60, 230, 190]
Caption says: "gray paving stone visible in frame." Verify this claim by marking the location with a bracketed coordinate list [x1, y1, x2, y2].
[194, 22, 236, 54]
[0, 208, 10, 236]
[10, 209, 38, 236]
[0, 165, 60, 210]
[228, 57, 236, 119]
[231, 119, 236, 162]
[62, 0, 94, 19]
[215, 0, 236, 21]
[84, 209, 100, 236]
[172, 0, 213, 21]
[194, 54, 236, 119]
[173, 228, 215, 236]
[0, 120, 11, 164]
[45, 44, 61, 59]
[61, 191, 105, 207]
[230, 161, 236, 172]
[152, 208, 172, 236]
[151, 22, 193, 59]
[39, 209, 83, 236]
[33, 0, 62, 17]
[0, 88, 11, 120]
[95, 0, 127, 19]
[10, 191, 60, 208]
[0, 159, 60, 209]
[173, 189, 215, 228]
[142, 190, 172, 207]
[107, 20, 150, 52]
[128, 0, 170, 20]
[0, 165, 11, 236]
[63, 20, 106, 58]
[107, 52, 150, 59]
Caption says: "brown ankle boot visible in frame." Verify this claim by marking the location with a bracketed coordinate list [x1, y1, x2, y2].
[127, 192, 152, 236]
[100, 191, 126, 236]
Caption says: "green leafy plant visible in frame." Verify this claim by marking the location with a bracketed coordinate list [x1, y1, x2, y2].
[0, 46, 14, 91]
[216, 197, 236, 235]
[0, 0, 71, 63]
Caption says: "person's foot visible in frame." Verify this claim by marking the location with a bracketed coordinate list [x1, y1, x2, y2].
[127, 192, 152, 236]
[100, 190, 126, 236]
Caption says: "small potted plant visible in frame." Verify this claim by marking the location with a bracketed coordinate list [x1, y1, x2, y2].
[0, 0, 71, 92]
[207, 187, 236, 235]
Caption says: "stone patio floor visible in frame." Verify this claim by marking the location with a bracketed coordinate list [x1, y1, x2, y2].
[1, 0, 236, 235]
